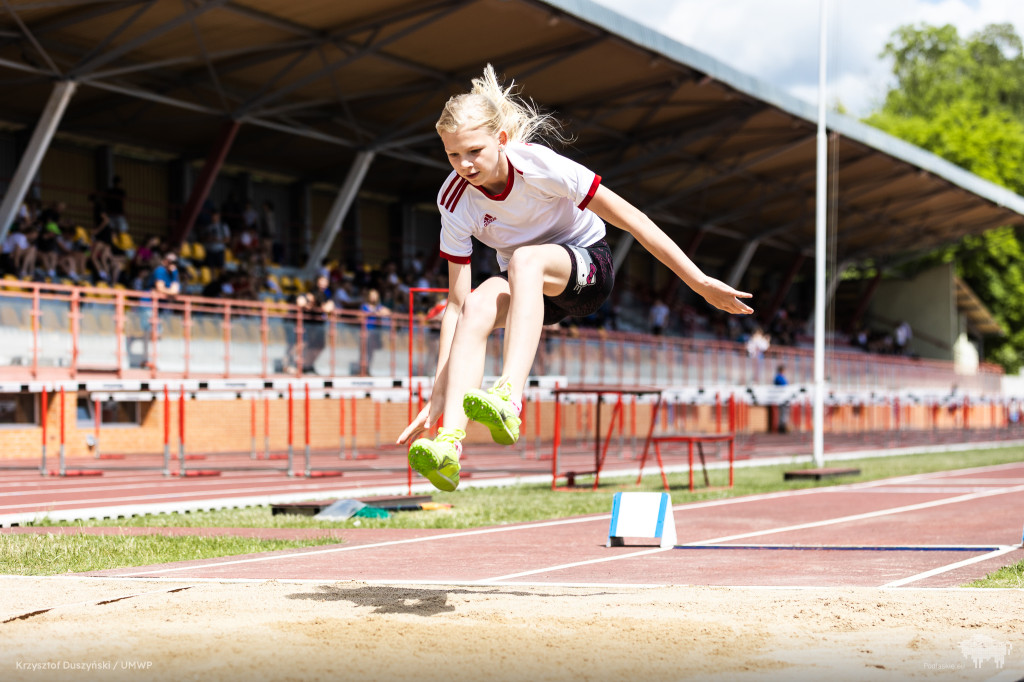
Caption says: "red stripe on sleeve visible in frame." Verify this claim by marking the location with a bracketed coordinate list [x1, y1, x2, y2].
[447, 179, 470, 212]
[440, 176, 461, 208]
[577, 173, 602, 211]
[440, 250, 471, 264]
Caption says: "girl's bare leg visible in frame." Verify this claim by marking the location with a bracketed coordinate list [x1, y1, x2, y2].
[443, 276, 510, 431]
[502, 244, 572, 403]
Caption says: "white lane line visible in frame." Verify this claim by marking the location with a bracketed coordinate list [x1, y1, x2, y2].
[876, 477, 1024, 485]
[115, 483, 1024, 581]
[883, 546, 1020, 588]
[111, 515, 614, 576]
[478, 548, 673, 583]
[831, 487, 1014, 494]
[40, 467, 1024, 584]
[473, 486, 1024, 583]
[686, 484, 1024, 546]
[13, 574, 1024, 592]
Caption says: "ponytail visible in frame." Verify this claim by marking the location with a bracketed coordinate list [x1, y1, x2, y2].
[435, 64, 570, 145]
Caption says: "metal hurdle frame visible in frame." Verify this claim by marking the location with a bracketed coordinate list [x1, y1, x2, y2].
[14, 377, 412, 478]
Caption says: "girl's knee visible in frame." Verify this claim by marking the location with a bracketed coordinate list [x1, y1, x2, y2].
[459, 290, 498, 330]
[506, 246, 545, 281]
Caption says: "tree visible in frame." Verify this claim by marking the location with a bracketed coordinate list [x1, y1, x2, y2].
[866, 23, 1024, 373]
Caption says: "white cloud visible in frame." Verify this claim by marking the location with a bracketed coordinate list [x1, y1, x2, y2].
[588, 0, 1024, 116]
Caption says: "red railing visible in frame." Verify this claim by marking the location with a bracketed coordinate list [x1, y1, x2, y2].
[0, 279, 1004, 394]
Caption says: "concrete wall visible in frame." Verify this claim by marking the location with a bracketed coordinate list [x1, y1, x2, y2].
[871, 263, 956, 361]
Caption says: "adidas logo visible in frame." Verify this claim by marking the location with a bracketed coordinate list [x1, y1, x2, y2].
[482, 213, 497, 227]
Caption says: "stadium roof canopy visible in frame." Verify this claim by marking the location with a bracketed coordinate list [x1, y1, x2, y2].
[2, 0, 1024, 280]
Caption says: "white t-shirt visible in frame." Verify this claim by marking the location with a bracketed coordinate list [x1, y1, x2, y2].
[2, 232, 29, 255]
[438, 141, 605, 271]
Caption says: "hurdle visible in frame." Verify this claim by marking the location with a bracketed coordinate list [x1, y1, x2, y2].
[299, 382, 344, 478]
[49, 384, 103, 478]
[549, 384, 662, 491]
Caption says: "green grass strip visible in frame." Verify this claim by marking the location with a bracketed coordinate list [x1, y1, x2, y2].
[964, 559, 1024, 589]
[0, 533, 341, 576]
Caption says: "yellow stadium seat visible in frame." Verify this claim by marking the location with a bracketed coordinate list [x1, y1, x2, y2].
[179, 242, 193, 260]
[113, 232, 135, 251]
[199, 266, 212, 285]
[191, 242, 206, 263]
[0, 304, 28, 330]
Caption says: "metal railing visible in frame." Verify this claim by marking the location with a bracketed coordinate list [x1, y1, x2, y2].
[0, 280, 1004, 394]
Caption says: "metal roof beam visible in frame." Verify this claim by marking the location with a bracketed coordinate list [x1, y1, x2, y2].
[234, 2, 463, 116]
[602, 111, 758, 182]
[628, 134, 814, 212]
[2, 0, 62, 75]
[0, 80, 76, 244]
[302, 150, 375, 278]
[0, 0, 150, 50]
[67, 0, 229, 78]
[71, 0, 156, 74]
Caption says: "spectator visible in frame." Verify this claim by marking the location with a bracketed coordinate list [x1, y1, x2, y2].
[259, 200, 281, 263]
[132, 235, 161, 274]
[35, 216, 61, 280]
[360, 288, 391, 373]
[242, 201, 259, 233]
[333, 277, 359, 309]
[105, 175, 128, 234]
[851, 324, 869, 351]
[894, 320, 912, 356]
[88, 193, 121, 283]
[649, 298, 670, 335]
[768, 306, 794, 346]
[234, 218, 260, 261]
[1, 225, 36, 278]
[409, 249, 425, 278]
[55, 223, 85, 282]
[203, 210, 230, 269]
[152, 252, 180, 296]
[746, 327, 771, 382]
[773, 363, 790, 434]
[202, 270, 234, 298]
[129, 263, 153, 292]
[295, 274, 335, 374]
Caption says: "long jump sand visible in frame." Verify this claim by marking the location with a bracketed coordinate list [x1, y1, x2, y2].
[1, 577, 1021, 681]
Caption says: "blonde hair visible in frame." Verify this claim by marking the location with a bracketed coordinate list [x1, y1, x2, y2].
[435, 64, 569, 145]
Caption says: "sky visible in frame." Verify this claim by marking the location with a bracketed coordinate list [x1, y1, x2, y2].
[588, 0, 1024, 117]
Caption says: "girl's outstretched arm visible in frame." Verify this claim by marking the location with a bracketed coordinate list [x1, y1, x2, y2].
[397, 260, 472, 444]
[587, 185, 754, 315]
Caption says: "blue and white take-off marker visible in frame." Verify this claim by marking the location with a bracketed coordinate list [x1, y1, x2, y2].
[607, 492, 677, 549]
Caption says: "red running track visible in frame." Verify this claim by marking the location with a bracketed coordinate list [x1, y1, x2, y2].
[70, 462, 1024, 589]
[0, 441, 736, 526]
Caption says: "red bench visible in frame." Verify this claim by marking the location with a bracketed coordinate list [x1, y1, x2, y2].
[638, 433, 735, 492]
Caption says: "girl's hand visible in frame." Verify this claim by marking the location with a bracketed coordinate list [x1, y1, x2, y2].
[698, 277, 754, 315]
[396, 399, 443, 445]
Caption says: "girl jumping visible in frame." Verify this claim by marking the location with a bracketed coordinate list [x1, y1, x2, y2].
[397, 65, 753, 491]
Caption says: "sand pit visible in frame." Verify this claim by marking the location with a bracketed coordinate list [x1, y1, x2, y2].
[2, 576, 1021, 681]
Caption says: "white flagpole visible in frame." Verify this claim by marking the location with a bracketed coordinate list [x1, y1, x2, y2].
[813, 0, 829, 468]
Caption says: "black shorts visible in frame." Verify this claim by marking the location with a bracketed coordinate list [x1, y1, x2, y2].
[500, 238, 615, 326]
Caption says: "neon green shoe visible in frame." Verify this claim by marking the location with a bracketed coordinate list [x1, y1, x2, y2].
[408, 427, 465, 492]
[463, 377, 521, 445]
